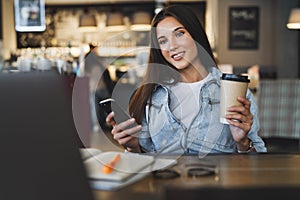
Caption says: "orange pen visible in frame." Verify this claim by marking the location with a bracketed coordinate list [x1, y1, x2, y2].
[102, 153, 121, 174]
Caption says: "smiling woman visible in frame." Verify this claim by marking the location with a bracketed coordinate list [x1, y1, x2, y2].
[105, 5, 267, 155]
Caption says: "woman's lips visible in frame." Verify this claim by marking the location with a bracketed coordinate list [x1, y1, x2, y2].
[171, 52, 185, 61]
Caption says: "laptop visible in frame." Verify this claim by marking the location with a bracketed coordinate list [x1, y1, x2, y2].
[0, 72, 94, 200]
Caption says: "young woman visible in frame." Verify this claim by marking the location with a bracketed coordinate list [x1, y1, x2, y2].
[106, 5, 266, 154]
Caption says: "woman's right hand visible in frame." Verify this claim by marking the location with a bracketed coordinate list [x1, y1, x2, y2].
[106, 112, 142, 153]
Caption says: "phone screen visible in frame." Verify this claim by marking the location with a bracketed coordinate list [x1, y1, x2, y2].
[99, 98, 137, 128]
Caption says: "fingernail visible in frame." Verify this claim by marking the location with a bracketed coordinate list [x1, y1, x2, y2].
[130, 118, 135, 122]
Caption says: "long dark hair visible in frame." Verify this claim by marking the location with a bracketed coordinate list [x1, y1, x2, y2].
[129, 5, 216, 123]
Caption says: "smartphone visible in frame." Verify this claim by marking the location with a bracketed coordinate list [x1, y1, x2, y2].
[99, 98, 137, 128]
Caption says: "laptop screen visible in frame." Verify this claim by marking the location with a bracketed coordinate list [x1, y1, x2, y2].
[0, 72, 94, 200]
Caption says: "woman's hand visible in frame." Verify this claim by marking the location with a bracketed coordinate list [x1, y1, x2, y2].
[106, 112, 142, 153]
[225, 97, 253, 150]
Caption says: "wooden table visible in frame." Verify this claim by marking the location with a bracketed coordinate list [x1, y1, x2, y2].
[91, 153, 300, 200]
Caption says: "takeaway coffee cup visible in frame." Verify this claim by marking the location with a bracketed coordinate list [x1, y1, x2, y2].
[220, 73, 250, 124]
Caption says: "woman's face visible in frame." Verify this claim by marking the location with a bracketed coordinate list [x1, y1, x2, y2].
[156, 16, 198, 70]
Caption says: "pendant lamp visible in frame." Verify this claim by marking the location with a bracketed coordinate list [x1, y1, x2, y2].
[106, 12, 127, 32]
[130, 11, 151, 31]
[287, 8, 300, 29]
[79, 9, 98, 32]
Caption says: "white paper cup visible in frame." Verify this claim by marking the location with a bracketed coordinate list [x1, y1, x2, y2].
[220, 73, 250, 124]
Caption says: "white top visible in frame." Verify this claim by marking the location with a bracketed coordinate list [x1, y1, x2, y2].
[168, 73, 211, 128]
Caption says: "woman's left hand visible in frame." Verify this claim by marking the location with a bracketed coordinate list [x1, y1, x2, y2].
[225, 96, 253, 144]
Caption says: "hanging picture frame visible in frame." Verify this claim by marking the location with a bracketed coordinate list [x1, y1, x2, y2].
[229, 6, 259, 50]
[14, 0, 46, 32]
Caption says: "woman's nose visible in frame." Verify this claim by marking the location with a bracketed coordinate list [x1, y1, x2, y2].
[169, 37, 178, 52]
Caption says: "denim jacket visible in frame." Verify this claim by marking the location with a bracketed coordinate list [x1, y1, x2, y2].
[139, 67, 267, 154]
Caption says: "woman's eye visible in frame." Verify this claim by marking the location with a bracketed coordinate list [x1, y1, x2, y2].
[175, 31, 184, 37]
[158, 39, 167, 45]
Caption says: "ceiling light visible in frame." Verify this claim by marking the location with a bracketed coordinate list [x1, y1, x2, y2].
[130, 11, 151, 31]
[287, 8, 300, 29]
[79, 12, 98, 32]
[106, 12, 127, 32]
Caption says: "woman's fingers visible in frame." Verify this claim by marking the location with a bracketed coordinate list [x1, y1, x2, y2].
[117, 135, 135, 146]
[225, 97, 253, 134]
[113, 118, 137, 132]
[112, 124, 142, 140]
[227, 97, 251, 114]
[106, 112, 142, 152]
[110, 119, 142, 151]
[227, 117, 252, 130]
[106, 112, 116, 126]
[237, 96, 251, 108]
[226, 112, 253, 123]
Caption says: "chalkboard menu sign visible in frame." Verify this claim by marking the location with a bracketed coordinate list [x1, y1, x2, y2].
[229, 6, 259, 50]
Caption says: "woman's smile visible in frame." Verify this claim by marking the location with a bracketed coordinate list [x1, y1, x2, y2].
[171, 51, 185, 61]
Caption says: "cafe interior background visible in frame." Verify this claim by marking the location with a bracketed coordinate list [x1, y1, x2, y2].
[0, 0, 300, 153]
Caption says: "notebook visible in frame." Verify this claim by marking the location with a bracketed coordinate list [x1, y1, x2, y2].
[80, 148, 178, 191]
[84, 151, 154, 181]
[0, 72, 94, 200]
